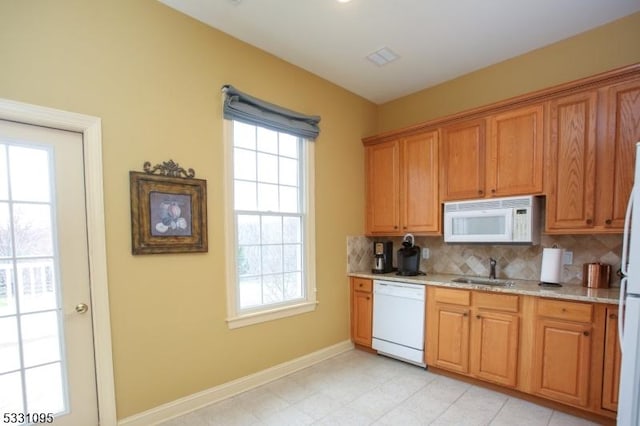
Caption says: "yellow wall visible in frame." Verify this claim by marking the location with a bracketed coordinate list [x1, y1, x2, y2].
[0, 0, 376, 418]
[377, 12, 640, 133]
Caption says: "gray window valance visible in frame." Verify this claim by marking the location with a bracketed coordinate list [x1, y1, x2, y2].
[222, 85, 321, 140]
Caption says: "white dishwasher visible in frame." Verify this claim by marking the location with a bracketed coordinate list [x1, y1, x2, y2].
[372, 280, 426, 366]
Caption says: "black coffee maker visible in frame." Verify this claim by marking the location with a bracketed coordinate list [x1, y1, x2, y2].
[397, 234, 421, 276]
[372, 240, 394, 274]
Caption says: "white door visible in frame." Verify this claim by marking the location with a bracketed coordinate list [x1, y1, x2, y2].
[0, 120, 98, 425]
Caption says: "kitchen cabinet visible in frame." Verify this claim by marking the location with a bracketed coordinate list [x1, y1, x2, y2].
[365, 131, 440, 235]
[350, 277, 373, 348]
[440, 119, 486, 201]
[546, 78, 640, 233]
[546, 91, 598, 232]
[426, 288, 519, 387]
[600, 79, 640, 230]
[427, 288, 471, 373]
[532, 299, 593, 408]
[601, 306, 621, 412]
[440, 104, 544, 201]
[486, 104, 544, 197]
[469, 292, 520, 387]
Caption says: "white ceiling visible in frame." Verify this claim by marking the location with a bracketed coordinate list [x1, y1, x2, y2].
[158, 0, 640, 104]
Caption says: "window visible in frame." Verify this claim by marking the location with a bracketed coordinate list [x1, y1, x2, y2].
[225, 120, 316, 328]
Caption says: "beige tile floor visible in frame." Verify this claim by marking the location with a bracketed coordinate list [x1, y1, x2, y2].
[160, 349, 602, 425]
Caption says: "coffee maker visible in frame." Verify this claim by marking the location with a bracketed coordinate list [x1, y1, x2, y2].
[397, 234, 422, 276]
[372, 240, 394, 274]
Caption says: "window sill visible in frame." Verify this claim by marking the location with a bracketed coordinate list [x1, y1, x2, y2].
[226, 301, 318, 329]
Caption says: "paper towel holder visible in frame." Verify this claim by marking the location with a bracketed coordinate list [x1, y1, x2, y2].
[539, 244, 563, 287]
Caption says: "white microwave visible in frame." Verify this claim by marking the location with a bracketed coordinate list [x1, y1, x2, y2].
[444, 196, 541, 244]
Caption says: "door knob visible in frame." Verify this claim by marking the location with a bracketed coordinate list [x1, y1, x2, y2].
[75, 303, 89, 314]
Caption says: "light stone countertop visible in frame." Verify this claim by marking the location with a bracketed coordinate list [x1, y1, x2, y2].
[348, 271, 620, 304]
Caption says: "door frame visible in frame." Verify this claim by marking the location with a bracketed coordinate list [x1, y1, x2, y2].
[0, 98, 116, 425]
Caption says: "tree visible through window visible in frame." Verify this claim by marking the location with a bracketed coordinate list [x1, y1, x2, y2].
[232, 121, 306, 311]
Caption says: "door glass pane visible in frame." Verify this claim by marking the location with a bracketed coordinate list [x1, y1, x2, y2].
[25, 363, 65, 414]
[1, 141, 68, 418]
[9, 145, 51, 203]
[0, 316, 20, 374]
[0, 202, 11, 256]
[0, 372, 23, 414]
[13, 203, 53, 257]
[21, 311, 61, 368]
[17, 258, 57, 313]
[0, 260, 16, 316]
[0, 145, 8, 200]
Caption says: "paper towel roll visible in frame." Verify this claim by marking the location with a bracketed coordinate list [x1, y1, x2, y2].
[540, 248, 564, 283]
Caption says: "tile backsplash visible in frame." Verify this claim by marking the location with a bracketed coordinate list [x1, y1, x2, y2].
[347, 234, 623, 286]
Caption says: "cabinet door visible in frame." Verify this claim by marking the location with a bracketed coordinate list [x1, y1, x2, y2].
[365, 141, 400, 234]
[533, 318, 592, 407]
[546, 91, 598, 232]
[432, 304, 470, 373]
[351, 288, 373, 347]
[400, 131, 440, 233]
[600, 80, 640, 229]
[470, 311, 519, 387]
[440, 119, 486, 201]
[602, 307, 621, 412]
[487, 105, 544, 197]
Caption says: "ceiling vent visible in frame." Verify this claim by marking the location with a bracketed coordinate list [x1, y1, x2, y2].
[366, 47, 399, 66]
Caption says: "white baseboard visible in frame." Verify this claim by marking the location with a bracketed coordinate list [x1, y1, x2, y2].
[118, 340, 354, 426]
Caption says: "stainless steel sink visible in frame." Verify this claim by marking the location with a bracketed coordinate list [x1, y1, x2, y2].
[451, 277, 515, 287]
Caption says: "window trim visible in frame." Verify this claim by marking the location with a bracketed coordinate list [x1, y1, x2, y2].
[223, 120, 316, 329]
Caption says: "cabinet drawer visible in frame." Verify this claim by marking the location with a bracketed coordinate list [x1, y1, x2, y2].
[352, 278, 372, 293]
[473, 292, 519, 312]
[537, 299, 592, 322]
[433, 287, 470, 305]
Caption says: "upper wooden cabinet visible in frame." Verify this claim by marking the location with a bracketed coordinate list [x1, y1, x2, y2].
[365, 131, 440, 235]
[365, 141, 399, 234]
[440, 104, 544, 201]
[546, 79, 640, 233]
[440, 119, 486, 200]
[546, 91, 598, 232]
[487, 104, 544, 197]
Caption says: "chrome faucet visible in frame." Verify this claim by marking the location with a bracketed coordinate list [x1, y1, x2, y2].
[489, 258, 497, 280]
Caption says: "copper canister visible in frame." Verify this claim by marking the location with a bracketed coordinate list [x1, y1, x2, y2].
[582, 263, 611, 288]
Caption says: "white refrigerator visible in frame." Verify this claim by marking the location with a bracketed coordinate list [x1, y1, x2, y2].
[618, 142, 640, 426]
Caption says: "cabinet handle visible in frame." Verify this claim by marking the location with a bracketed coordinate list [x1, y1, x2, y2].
[605, 219, 612, 225]
[561, 308, 567, 312]
[403, 226, 407, 229]
[394, 226, 398, 229]
[476, 314, 481, 319]
[359, 283, 363, 288]
[491, 189, 496, 194]
[586, 218, 593, 225]
[609, 313, 618, 320]
[366, 296, 370, 300]
[583, 331, 590, 337]
[463, 312, 468, 317]
[478, 190, 484, 195]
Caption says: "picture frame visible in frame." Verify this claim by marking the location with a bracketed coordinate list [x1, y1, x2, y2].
[130, 161, 208, 254]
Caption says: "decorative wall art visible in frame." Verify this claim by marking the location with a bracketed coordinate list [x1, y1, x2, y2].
[130, 160, 208, 254]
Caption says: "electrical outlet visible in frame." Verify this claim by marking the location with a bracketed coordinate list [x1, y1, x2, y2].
[563, 251, 573, 265]
[422, 248, 430, 259]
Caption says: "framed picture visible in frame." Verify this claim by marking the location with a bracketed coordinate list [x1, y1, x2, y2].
[130, 164, 207, 254]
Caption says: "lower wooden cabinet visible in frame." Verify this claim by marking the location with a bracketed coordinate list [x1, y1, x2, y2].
[532, 317, 592, 407]
[423, 287, 621, 419]
[601, 306, 621, 412]
[470, 310, 519, 387]
[426, 288, 519, 387]
[350, 278, 373, 348]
